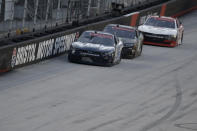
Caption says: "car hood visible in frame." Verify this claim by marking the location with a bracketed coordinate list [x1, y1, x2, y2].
[138, 25, 177, 36]
[119, 37, 136, 47]
[72, 42, 115, 52]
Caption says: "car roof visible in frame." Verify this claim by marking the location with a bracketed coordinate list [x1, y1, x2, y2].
[149, 15, 176, 21]
[105, 24, 136, 30]
[84, 30, 115, 37]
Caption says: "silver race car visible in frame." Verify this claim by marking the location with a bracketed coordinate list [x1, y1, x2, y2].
[104, 24, 144, 59]
[138, 16, 184, 47]
[68, 31, 123, 66]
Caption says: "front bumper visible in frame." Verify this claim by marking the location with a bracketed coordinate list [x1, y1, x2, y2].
[143, 32, 177, 47]
[68, 49, 114, 66]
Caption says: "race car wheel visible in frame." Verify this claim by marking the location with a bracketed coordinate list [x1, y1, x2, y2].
[181, 32, 184, 45]
[68, 54, 74, 62]
[68, 54, 80, 63]
[135, 43, 143, 57]
[178, 32, 184, 46]
[117, 54, 122, 64]
[138, 43, 143, 56]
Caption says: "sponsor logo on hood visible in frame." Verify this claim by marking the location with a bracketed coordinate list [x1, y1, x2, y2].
[139, 25, 177, 36]
[72, 42, 115, 52]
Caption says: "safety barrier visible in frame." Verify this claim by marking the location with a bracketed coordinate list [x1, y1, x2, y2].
[0, 0, 197, 73]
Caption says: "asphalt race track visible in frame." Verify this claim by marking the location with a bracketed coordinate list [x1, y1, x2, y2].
[0, 10, 197, 131]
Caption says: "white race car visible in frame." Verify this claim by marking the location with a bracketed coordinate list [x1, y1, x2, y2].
[138, 16, 184, 47]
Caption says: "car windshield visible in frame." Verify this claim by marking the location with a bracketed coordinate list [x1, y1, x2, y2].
[104, 26, 136, 39]
[78, 32, 114, 46]
[145, 17, 176, 29]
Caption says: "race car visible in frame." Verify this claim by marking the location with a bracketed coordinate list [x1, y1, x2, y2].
[104, 24, 144, 58]
[68, 31, 123, 66]
[138, 16, 184, 47]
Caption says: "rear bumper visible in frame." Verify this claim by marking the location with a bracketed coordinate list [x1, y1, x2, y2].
[144, 41, 177, 47]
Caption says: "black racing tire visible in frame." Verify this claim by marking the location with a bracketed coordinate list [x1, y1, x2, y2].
[181, 31, 184, 45]
[68, 54, 80, 63]
[138, 43, 143, 56]
[106, 56, 117, 67]
[135, 43, 143, 57]
[116, 50, 122, 64]
[68, 54, 74, 62]
[117, 55, 122, 64]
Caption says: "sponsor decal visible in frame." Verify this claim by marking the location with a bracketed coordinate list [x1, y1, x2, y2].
[11, 32, 78, 67]
[145, 34, 164, 39]
[37, 39, 54, 60]
[11, 48, 17, 68]
[53, 33, 77, 55]
[11, 44, 37, 67]
[80, 52, 100, 57]
[37, 32, 77, 59]
[139, 12, 158, 25]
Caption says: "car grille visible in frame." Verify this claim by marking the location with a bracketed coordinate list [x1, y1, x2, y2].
[143, 32, 170, 44]
[75, 49, 112, 64]
[76, 49, 100, 57]
[122, 47, 133, 56]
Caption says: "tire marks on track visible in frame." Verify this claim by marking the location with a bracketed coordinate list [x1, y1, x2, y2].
[140, 55, 197, 131]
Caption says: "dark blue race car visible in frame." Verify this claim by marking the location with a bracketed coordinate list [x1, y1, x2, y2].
[68, 31, 123, 66]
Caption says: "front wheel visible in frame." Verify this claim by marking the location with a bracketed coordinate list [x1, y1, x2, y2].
[138, 43, 143, 56]
[178, 31, 184, 46]
[68, 54, 74, 62]
[135, 42, 143, 57]
[117, 54, 122, 64]
[68, 53, 81, 63]
[180, 32, 184, 45]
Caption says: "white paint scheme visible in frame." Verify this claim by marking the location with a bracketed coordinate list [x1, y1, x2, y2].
[138, 25, 178, 36]
[138, 16, 184, 46]
[138, 16, 178, 36]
